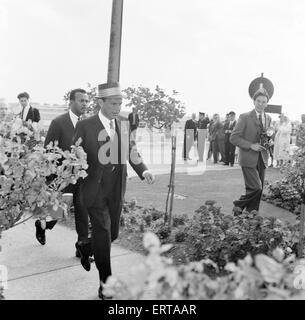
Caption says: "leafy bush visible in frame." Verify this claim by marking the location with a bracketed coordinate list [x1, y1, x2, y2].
[120, 200, 301, 272]
[263, 123, 305, 212]
[263, 179, 302, 214]
[104, 232, 305, 300]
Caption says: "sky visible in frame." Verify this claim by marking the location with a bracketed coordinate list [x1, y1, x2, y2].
[1, 0, 305, 120]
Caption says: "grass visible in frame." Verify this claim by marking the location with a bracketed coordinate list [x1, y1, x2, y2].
[60, 166, 296, 258]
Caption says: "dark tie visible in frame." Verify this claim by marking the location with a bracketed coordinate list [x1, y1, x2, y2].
[21, 106, 25, 120]
[258, 114, 264, 130]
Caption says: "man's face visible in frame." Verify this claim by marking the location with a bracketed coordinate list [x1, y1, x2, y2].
[254, 95, 268, 114]
[71, 92, 89, 116]
[19, 97, 29, 108]
[199, 114, 204, 120]
[229, 114, 235, 121]
[192, 114, 196, 121]
[100, 96, 122, 119]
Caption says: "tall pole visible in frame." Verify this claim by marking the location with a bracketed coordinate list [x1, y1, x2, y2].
[107, 0, 124, 83]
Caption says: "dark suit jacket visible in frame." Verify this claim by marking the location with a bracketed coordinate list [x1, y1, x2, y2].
[44, 112, 74, 151]
[25, 106, 40, 123]
[209, 121, 224, 141]
[230, 109, 271, 168]
[184, 119, 197, 140]
[197, 118, 210, 130]
[128, 112, 140, 129]
[224, 120, 237, 142]
[73, 115, 147, 222]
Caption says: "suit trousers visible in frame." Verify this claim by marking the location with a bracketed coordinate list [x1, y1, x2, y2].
[87, 169, 121, 283]
[234, 152, 265, 212]
[197, 129, 207, 161]
[73, 181, 89, 242]
[225, 137, 236, 165]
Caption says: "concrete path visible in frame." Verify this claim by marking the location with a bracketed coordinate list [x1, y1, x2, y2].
[0, 219, 146, 300]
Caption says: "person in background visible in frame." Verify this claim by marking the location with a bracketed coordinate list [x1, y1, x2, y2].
[273, 114, 292, 167]
[183, 113, 197, 161]
[224, 111, 237, 166]
[197, 112, 210, 162]
[296, 114, 305, 148]
[128, 107, 140, 141]
[209, 113, 224, 164]
[17, 92, 40, 130]
[40, 89, 91, 260]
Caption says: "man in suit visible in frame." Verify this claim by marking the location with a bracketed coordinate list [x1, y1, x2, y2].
[183, 113, 197, 161]
[17, 92, 40, 128]
[73, 82, 155, 299]
[224, 111, 237, 166]
[230, 88, 272, 212]
[128, 107, 140, 141]
[42, 89, 90, 256]
[197, 112, 210, 162]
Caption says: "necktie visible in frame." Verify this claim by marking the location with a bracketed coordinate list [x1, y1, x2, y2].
[258, 114, 264, 130]
[21, 106, 25, 120]
[109, 120, 115, 140]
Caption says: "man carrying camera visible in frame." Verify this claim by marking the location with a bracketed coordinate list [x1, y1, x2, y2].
[230, 88, 272, 212]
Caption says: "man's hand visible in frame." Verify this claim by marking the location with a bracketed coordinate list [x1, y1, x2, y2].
[143, 170, 155, 184]
[250, 143, 266, 152]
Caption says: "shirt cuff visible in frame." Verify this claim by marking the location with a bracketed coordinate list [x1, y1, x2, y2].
[142, 170, 149, 178]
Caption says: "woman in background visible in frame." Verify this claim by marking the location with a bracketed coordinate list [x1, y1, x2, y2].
[273, 114, 292, 167]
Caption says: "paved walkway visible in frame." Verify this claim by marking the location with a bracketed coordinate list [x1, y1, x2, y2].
[0, 219, 146, 300]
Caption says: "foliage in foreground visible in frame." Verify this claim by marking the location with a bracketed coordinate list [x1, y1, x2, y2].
[263, 123, 305, 214]
[0, 114, 88, 231]
[104, 232, 305, 300]
[120, 200, 301, 272]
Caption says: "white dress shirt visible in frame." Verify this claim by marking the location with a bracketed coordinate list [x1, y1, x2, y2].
[98, 110, 115, 139]
[21, 104, 30, 121]
[255, 110, 266, 128]
[69, 110, 79, 128]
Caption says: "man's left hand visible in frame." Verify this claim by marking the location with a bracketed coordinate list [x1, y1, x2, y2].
[143, 171, 155, 184]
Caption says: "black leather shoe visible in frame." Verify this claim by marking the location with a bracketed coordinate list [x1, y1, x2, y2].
[35, 220, 46, 245]
[98, 286, 112, 300]
[75, 249, 81, 258]
[76, 241, 91, 271]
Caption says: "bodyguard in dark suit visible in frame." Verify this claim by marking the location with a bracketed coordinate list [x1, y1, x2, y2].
[42, 89, 90, 253]
[230, 89, 272, 212]
[17, 92, 40, 124]
[128, 107, 140, 141]
[183, 113, 197, 160]
[197, 112, 210, 162]
[224, 111, 237, 166]
[73, 82, 154, 299]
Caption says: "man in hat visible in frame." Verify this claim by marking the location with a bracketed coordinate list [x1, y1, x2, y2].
[224, 111, 237, 166]
[230, 88, 272, 212]
[73, 82, 155, 299]
[197, 112, 210, 162]
[17, 92, 40, 128]
[42, 89, 91, 257]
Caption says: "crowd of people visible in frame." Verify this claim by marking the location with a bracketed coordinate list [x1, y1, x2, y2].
[183, 109, 304, 168]
[6, 86, 305, 300]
